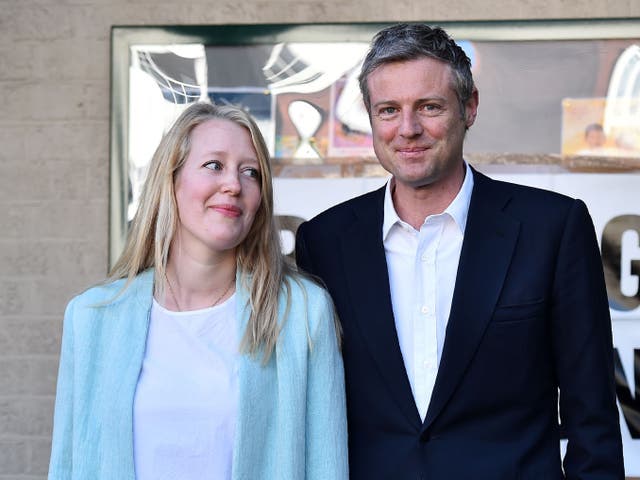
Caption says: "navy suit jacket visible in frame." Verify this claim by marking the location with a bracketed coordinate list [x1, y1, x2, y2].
[295, 169, 624, 479]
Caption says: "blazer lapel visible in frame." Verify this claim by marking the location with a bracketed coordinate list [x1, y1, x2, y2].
[422, 171, 520, 431]
[340, 187, 421, 427]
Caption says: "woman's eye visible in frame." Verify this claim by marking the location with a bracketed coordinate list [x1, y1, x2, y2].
[204, 161, 223, 171]
[242, 167, 260, 179]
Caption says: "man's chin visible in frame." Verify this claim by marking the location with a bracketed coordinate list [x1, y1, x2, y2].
[394, 174, 439, 190]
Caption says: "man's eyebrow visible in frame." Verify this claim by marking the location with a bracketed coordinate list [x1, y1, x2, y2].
[372, 96, 449, 109]
[371, 100, 399, 109]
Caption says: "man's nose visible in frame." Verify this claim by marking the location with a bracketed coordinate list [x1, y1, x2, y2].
[398, 110, 423, 138]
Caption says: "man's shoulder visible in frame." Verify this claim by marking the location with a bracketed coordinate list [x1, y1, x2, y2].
[475, 170, 577, 211]
[303, 185, 384, 228]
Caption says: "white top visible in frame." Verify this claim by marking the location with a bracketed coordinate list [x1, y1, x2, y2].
[383, 162, 473, 421]
[133, 294, 239, 480]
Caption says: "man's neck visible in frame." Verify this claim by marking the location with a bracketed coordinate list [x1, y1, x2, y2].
[391, 164, 466, 230]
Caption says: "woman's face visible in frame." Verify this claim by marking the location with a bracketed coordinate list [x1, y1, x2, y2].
[173, 118, 262, 261]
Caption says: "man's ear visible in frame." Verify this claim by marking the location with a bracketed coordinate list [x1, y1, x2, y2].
[465, 88, 479, 128]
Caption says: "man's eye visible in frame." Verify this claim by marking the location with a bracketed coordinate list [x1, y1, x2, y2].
[378, 107, 397, 116]
[419, 104, 442, 115]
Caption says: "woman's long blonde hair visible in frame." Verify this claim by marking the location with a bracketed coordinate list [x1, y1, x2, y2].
[109, 101, 292, 361]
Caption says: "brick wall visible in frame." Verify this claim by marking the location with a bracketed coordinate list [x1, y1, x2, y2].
[1, 0, 639, 477]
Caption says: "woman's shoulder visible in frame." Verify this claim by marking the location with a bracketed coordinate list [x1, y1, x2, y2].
[282, 272, 337, 337]
[285, 272, 332, 308]
[66, 270, 154, 313]
[71, 278, 125, 304]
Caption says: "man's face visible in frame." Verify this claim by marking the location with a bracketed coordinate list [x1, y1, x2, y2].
[367, 57, 478, 192]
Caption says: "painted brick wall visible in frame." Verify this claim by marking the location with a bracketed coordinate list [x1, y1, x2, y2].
[1, 0, 638, 477]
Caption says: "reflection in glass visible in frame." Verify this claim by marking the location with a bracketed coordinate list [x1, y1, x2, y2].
[128, 45, 207, 221]
[123, 35, 640, 226]
[602, 45, 640, 157]
[288, 100, 322, 162]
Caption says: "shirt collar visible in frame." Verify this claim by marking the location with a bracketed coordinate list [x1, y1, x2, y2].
[383, 161, 474, 240]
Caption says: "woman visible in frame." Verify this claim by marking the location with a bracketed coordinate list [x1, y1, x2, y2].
[48, 102, 348, 479]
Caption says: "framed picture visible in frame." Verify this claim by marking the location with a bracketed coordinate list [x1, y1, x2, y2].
[111, 21, 640, 263]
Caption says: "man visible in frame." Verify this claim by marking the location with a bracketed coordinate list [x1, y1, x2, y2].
[295, 24, 624, 479]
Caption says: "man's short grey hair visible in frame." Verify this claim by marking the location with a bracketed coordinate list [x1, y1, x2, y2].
[359, 23, 475, 118]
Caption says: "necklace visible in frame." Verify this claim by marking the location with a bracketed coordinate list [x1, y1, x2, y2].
[164, 270, 235, 312]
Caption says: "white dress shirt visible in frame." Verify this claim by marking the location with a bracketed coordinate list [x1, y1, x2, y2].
[383, 162, 473, 421]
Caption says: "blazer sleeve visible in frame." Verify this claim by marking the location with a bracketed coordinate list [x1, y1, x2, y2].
[305, 289, 349, 479]
[48, 297, 76, 479]
[552, 199, 624, 479]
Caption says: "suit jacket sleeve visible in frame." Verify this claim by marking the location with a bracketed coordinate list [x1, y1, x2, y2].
[553, 199, 624, 479]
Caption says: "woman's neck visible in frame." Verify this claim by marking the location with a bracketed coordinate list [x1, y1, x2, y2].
[161, 245, 237, 311]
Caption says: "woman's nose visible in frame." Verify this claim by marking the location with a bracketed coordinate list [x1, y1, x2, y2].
[220, 170, 241, 195]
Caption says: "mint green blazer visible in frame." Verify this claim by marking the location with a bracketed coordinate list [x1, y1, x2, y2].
[48, 269, 348, 479]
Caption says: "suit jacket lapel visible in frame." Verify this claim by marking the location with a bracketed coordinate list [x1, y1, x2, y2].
[422, 170, 520, 431]
[340, 187, 421, 427]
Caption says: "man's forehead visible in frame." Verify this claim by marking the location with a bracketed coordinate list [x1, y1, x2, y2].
[368, 57, 453, 83]
[367, 58, 457, 97]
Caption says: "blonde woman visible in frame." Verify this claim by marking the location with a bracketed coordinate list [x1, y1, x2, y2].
[48, 102, 348, 479]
